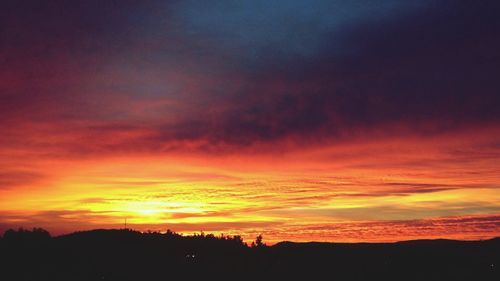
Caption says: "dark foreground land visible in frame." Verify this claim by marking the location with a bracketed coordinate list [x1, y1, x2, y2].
[0, 228, 498, 281]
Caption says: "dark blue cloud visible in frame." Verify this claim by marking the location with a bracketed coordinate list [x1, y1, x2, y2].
[161, 0, 500, 145]
[1, 0, 500, 149]
[172, 0, 432, 61]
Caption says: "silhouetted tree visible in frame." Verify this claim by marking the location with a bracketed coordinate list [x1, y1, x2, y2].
[233, 235, 244, 245]
[32, 227, 51, 238]
[1, 227, 498, 281]
[253, 234, 264, 247]
[3, 227, 51, 241]
[165, 229, 175, 237]
[3, 229, 17, 240]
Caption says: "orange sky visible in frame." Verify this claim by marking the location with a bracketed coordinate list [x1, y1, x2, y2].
[1, 1, 500, 243]
[2, 124, 499, 243]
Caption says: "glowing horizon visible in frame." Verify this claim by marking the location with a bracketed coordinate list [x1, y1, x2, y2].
[2, 126, 499, 243]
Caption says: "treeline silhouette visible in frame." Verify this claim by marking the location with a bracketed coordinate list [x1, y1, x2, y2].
[0, 228, 498, 281]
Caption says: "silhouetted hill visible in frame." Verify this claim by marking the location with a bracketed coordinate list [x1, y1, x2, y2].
[1, 228, 498, 281]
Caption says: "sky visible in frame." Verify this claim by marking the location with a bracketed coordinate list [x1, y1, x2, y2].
[1, 0, 499, 243]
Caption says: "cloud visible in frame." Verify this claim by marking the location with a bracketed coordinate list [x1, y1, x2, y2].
[0, 209, 281, 236]
[172, 0, 432, 61]
[0, 170, 45, 190]
[258, 214, 500, 243]
[0, 209, 120, 235]
[266, 202, 500, 221]
[1, 209, 498, 243]
[1, 1, 499, 154]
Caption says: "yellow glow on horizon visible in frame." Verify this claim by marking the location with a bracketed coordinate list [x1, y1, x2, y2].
[1, 129, 500, 242]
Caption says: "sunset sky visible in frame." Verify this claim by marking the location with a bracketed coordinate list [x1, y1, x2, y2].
[1, 0, 499, 243]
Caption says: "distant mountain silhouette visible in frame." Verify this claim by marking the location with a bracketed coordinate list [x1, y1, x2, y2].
[1, 228, 498, 281]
